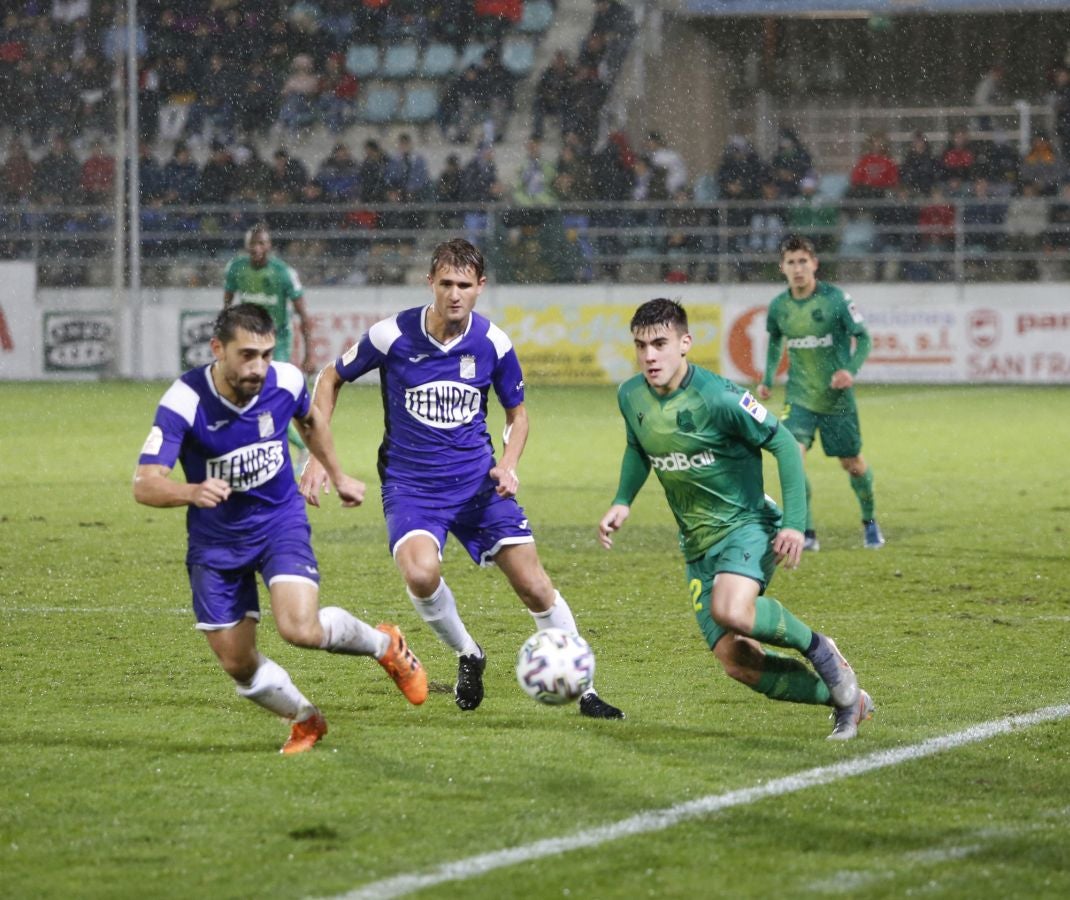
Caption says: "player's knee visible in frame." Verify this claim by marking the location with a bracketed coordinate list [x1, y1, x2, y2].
[276, 618, 322, 649]
[220, 653, 259, 683]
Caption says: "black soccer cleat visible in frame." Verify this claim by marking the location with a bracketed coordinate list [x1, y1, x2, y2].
[455, 647, 486, 711]
[579, 691, 625, 720]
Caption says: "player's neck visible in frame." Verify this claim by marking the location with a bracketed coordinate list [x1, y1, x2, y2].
[210, 362, 240, 405]
[424, 308, 468, 344]
[790, 281, 817, 300]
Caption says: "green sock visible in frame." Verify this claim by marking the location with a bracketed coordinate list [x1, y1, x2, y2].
[288, 421, 307, 452]
[751, 595, 813, 653]
[850, 468, 875, 521]
[804, 473, 814, 531]
[755, 650, 831, 705]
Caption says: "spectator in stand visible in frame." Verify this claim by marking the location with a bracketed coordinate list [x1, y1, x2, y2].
[513, 138, 557, 208]
[156, 53, 198, 142]
[382, 1, 430, 46]
[34, 58, 78, 143]
[434, 151, 464, 228]
[847, 132, 898, 201]
[717, 135, 764, 201]
[478, 48, 516, 142]
[962, 176, 1008, 254]
[972, 65, 1007, 130]
[746, 180, 786, 276]
[1043, 181, 1070, 277]
[590, 0, 637, 86]
[188, 53, 238, 146]
[590, 130, 636, 279]
[80, 140, 115, 206]
[769, 127, 813, 198]
[32, 134, 80, 206]
[318, 53, 359, 134]
[532, 49, 575, 141]
[278, 53, 320, 135]
[160, 140, 201, 206]
[1019, 132, 1066, 196]
[0, 140, 35, 205]
[873, 184, 920, 281]
[460, 140, 505, 247]
[561, 64, 609, 151]
[899, 131, 941, 196]
[236, 60, 281, 137]
[940, 125, 975, 184]
[974, 131, 1020, 196]
[233, 143, 273, 204]
[474, 0, 523, 49]
[73, 54, 110, 135]
[357, 139, 391, 205]
[917, 184, 955, 280]
[1051, 67, 1070, 163]
[316, 142, 362, 203]
[356, 0, 390, 44]
[787, 174, 839, 254]
[577, 31, 607, 76]
[437, 65, 488, 145]
[645, 131, 689, 196]
[136, 140, 166, 205]
[198, 142, 238, 205]
[1005, 182, 1048, 279]
[662, 186, 703, 283]
[268, 147, 309, 201]
[385, 133, 433, 203]
[628, 154, 669, 254]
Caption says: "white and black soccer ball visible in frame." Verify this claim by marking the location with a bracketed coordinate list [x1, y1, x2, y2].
[515, 628, 595, 705]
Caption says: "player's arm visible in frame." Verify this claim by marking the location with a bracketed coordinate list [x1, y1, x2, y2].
[758, 310, 783, 401]
[832, 298, 872, 389]
[763, 425, 806, 568]
[292, 294, 315, 374]
[298, 362, 347, 505]
[294, 400, 364, 508]
[133, 463, 231, 509]
[598, 425, 651, 550]
[490, 402, 528, 498]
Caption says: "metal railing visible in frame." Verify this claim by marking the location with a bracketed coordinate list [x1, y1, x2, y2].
[3, 195, 1067, 288]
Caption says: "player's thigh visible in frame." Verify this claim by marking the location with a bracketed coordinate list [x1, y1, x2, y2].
[781, 402, 817, 450]
[816, 411, 863, 458]
[259, 526, 322, 640]
[686, 524, 777, 649]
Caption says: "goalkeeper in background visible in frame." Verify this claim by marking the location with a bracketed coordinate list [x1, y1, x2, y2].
[599, 298, 873, 740]
[223, 223, 314, 469]
[758, 234, 884, 550]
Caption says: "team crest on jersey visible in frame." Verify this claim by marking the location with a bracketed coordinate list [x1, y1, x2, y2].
[459, 354, 476, 380]
[739, 391, 768, 424]
[677, 409, 695, 433]
[811, 309, 825, 323]
[258, 411, 274, 438]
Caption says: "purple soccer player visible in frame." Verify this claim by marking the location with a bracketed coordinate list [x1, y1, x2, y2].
[134, 303, 428, 755]
[301, 238, 623, 718]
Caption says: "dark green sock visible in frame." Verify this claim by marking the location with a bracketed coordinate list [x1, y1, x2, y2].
[751, 595, 813, 653]
[850, 468, 875, 521]
[288, 421, 307, 452]
[754, 650, 831, 705]
[804, 473, 814, 532]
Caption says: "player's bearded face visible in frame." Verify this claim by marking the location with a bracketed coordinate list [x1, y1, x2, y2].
[212, 330, 275, 403]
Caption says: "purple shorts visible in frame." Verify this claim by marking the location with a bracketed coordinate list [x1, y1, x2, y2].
[383, 483, 534, 566]
[186, 523, 320, 630]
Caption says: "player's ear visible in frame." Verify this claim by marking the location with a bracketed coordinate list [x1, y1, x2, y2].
[680, 332, 692, 355]
[209, 336, 225, 362]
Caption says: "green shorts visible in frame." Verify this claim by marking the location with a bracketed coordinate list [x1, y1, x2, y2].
[686, 522, 779, 652]
[782, 402, 862, 458]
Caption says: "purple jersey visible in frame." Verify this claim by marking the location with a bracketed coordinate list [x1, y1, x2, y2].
[138, 361, 310, 550]
[335, 305, 525, 498]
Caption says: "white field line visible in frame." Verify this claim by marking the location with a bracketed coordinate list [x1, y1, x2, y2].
[0, 606, 189, 615]
[324, 704, 1070, 900]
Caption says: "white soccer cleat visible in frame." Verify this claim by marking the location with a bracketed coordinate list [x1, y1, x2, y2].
[828, 689, 875, 741]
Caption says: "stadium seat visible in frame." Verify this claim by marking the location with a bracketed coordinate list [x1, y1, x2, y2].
[518, 0, 554, 34]
[501, 38, 535, 77]
[420, 43, 458, 79]
[457, 42, 488, 72]
[357, 84, 401, 124]
[400, 85, 439, 123]
[345, 44, 380, 78]
[382, 42, 420, 79]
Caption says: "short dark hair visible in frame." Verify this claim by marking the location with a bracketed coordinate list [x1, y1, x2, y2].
[778, 234, 817, 258]
[630, 298, 688, 335]
[214, 303, 275, 344]
[429, 238, 485, 280]
[244, 222, 270, 249]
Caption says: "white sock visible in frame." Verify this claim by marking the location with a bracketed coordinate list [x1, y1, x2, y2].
[530, 591, 579, 635]
[318, 606, 388, 657]
[408, 579, 480, 656]
[234, 655, 316, 721]
[531, 593, 596, 695]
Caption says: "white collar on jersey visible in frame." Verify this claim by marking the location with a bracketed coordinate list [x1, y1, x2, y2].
[421, 303, 473, 352]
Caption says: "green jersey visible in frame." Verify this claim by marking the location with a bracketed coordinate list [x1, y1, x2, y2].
[763, 281, 870, 415]
[613, 364, 804, 560]
[223, 255, 303, 351]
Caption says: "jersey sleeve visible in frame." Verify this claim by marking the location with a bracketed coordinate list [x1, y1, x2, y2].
[492, 345, 525, 410]
[713, 385, 781, 450]
[762, 300, 784, 386]
[138, 379, 195, 469]
[284, 263, 303, 302]
[273, 361, 311, 418]
[612, 418, 652, 506]
[336, 318, 393, 382]
[222, 258, 238, 293]
[839, 292, 872, 374]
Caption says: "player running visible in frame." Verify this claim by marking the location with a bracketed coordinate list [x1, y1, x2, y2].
[758, 234, 884, 550]
[134, 303, 427, 755]
[223, 223, 315, 470]
[300, 238, 623, 719]
[599, 298, 872, 740]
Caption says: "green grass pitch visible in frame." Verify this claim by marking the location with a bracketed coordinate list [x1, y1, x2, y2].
[1, 381, 1068, 899]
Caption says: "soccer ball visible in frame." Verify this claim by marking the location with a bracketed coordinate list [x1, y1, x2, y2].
[515, 628, 595, 705]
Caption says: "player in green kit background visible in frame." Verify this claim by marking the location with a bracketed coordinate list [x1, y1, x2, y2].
[223, 223, 315, 468]
[757, 234, 885, 550]
[599, 298, 873, 740]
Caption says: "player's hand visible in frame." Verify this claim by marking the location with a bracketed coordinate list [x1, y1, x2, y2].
[830, 369, 854, 390]
[301, 356, 317, 376]
[299, 457, 330, 507]
[191, 478, 231, 508]
[598, 505, 630, 550]
[756, 383, 772, 401]
[332, 474, 366, 508]
[490, 464, 519, 498]
[772, 527, 805, 570]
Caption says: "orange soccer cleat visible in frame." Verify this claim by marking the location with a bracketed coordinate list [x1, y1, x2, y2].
[376, 624, 428, 705]
[280, 710, 328, 755]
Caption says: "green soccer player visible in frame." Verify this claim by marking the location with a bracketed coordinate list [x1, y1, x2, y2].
[757, 234, 884, 550]
[599, 298, 873, 740]
[223, 223, 314, 469]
